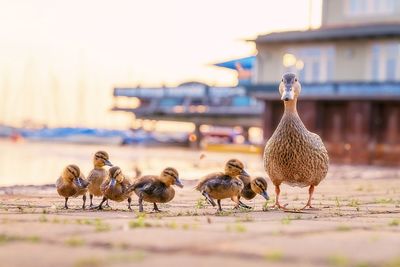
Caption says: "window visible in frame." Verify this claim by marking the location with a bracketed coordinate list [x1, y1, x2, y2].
[370, 42, 400, 81]
[282, 46, 335, 83]
[345, 0, 394, 16]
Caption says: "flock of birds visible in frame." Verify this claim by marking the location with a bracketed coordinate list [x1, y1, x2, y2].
[56, 73, 329, 212]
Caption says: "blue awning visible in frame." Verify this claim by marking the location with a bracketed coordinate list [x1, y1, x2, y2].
[214, 56, 255, 70]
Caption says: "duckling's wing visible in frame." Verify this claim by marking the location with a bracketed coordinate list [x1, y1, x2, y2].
[56, 177, 63, 188]
[238, 174, 251, 185]
[121, 177, 132, 194]
[194, 172, 224, 191]
[76, 176, 90, 188]
[100, 178, 111, 192]
[131, 176, 158, 194]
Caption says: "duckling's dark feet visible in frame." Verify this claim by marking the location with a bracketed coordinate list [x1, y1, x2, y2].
[152, 203, 161, 212]
[238, 201, 252, 209]
[89, 205, 103, 210]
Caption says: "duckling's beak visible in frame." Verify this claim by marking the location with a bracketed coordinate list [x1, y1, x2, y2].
[104, 160, 113, 167]
[109, 178, 116, 188]
[281, 85, 294, 101]
[261, 191, 270, 200]
[241, 169, 249, 176]
[175, 178, 184, 188]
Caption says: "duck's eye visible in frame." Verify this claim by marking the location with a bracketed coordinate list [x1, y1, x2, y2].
[281, 79, 284, 82]
[294, 78, 298, 82]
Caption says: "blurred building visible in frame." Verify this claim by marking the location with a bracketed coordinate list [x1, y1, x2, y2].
[249, 0, 400, 165]
[112, 81, 263, 146]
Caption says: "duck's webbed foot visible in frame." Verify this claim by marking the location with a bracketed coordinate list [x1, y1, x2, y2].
[152, 203, 161, 212]
[271, 202, 289, 210]
[270, 184, 288, 210]
[300, 185, 319, 210]
[300, 204, 320, 211]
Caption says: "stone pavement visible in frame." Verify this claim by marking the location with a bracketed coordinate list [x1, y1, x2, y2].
[0, 169, 399, 267]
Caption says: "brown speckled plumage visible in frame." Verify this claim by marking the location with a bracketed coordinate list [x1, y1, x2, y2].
[263, 73, 329, 209]
[264, 112, 329, 187]
[56, 164, 89, 209]
[87, 151, 112, 207]
[195, 159, 246, 211]
[100, 167, 132, 202]
[130, 167, 183, 212]
[88, 168, 108, 196]
[239, 175, 269, 200]
[96, 166, 133, 210]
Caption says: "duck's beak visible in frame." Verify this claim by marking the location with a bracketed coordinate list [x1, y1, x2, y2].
[109, 178, 116, 188]
[175, 178, 184, 188]
[261, 191, 270, 200]
[281, 84, 294, 101]
[241, 169, 249, 176]
[104, 159, 113, 167]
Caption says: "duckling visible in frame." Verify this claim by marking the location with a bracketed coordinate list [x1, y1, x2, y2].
[56, 164, 89, 209]
[238, 175, 269, 208]
[87, 151, 113, 207]
[195, 159, 246, 211]
[263, 73, 329, 210]
[97, 166, 132, 210]
[130, 167, 183, 212]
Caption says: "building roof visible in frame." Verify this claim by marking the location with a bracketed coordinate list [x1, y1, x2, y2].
[248, 82, 400, 101]
[254, 23, 400, 43]
[213, 56, 255, 70]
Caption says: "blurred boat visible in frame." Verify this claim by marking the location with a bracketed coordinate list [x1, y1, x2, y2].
[19, 127, 127, 145]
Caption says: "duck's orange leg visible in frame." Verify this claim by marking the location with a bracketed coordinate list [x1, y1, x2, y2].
[301, 185, 319, 210]
[272, 184, 288, 210]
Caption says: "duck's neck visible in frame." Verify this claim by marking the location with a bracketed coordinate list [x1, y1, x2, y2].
[283, 99, 298, 115]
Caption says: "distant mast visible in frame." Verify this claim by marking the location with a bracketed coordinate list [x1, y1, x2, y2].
[76, 52, 87, 127]
[308, 0, 313, 30]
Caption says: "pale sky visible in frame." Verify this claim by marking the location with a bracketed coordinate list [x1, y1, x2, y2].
[0, 0, 321, 128]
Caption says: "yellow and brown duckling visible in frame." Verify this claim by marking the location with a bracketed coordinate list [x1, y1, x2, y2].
[87, 151, 113, 207]
[238, 174, 269, 208]
[263, 73, 329, 210]
[97, 166, 133, 210]
[130, 167, 183, 212]
[56, 164, 89, 209]
[195, 159, 246, 211]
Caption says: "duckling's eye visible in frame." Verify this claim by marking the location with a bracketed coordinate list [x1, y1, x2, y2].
[281, 79, 284, 82]
[294, 78, 298, 82]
